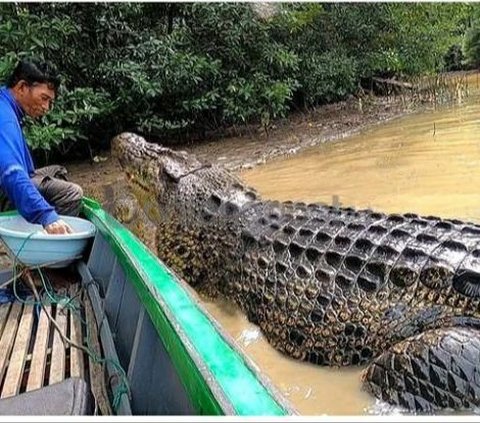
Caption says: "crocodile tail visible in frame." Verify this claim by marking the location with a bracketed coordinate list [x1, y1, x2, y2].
[361, 327, 480, 412]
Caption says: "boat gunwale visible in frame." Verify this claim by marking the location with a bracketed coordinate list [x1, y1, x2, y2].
[81, 197, 295, 416]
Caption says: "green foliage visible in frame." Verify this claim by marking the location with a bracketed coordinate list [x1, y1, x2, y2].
[464, 27, 480, 68]
[160, 4, 299, 132]
[97, 30, 224, 136]
[90, 3, 299, 139]
[385, 4, 469, 75]
[462, 4, 480, 68]
[0, 2, 476, 155]
[274, 3, 471, 79]
[444, 44, 466, 71]
[297, 51, 357, 106]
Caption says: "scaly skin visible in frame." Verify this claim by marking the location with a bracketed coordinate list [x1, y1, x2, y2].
[113, 188, 158, 253]
[111, 132, 480, 413]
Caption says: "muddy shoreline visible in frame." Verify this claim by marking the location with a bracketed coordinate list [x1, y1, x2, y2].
[67, 95, 422, 206]
[179, 96, 419, 171]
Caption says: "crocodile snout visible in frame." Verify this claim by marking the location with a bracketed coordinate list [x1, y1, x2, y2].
[111, 132, 141, 162]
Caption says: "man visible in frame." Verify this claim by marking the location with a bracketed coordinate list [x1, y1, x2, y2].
[0, 59, 83, 234]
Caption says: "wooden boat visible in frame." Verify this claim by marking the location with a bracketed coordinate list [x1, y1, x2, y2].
[0, 198, 295, 416]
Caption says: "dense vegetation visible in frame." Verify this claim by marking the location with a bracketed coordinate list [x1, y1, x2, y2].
[0, 2, 478, 158]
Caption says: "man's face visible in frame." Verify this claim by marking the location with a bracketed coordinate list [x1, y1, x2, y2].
[16, 81, 55, 118]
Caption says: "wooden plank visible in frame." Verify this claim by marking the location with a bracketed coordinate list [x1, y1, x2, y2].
[0, 304, 11, 341]
[48, 305, 67, 385]
[69, 285, 84, 379]
[26, 305, 51, 392]
[84, 290, 113, 415]
[0, 303, 22, 383]
[1, 304, 34, 398]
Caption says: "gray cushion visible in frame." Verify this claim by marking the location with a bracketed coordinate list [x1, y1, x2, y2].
[0, 377, 92, 415]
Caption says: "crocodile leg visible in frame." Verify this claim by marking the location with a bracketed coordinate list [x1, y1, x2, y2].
[361, 327, 480, 413]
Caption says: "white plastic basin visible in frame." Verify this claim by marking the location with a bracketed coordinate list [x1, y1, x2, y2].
[0, 214, 96, 268]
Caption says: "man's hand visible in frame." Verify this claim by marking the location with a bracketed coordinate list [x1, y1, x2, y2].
[44, 219, 74, 235]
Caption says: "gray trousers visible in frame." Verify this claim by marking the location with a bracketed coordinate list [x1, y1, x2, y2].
[0, 165, 83, 217]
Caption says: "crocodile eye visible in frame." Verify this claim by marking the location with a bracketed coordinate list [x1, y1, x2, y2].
[158, 164, 177, 184]
[162, 163, 183, 183]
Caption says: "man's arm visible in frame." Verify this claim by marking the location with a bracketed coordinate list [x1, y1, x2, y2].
[1, 167, 59, 226]
[0, 121, 59, 227]
[1, 168, 72, 234]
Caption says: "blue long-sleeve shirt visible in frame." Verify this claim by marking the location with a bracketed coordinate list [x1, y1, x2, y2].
[0, 86, 58, 226]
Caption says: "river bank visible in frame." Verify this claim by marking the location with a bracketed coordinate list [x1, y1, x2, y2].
[68, 94, 421, 207]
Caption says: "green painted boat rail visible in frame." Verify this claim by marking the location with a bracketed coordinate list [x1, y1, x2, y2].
[82, 197, 294, 416]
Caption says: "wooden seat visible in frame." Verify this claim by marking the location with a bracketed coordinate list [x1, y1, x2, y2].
[0, 377, 93, 415]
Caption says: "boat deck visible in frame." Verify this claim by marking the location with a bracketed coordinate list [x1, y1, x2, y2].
[0, 285, 87, 399]
[0, 247, 97, 413]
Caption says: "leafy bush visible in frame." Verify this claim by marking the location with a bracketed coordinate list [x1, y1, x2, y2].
[297, 51, 357, 106]
[464, 27, 480, 68]
[0, 2, 475, 157]
[444, 44, 466, 71]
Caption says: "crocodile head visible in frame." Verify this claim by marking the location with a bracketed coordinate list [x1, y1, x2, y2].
[111, 132, 255, 215]
[111, 132, 255, 294]
[111, 132, 212, 223]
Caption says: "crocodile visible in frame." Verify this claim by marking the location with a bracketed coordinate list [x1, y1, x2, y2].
[111, 132, 480, 414]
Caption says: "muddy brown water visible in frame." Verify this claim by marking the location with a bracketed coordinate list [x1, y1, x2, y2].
[198, 79, 480, 415]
